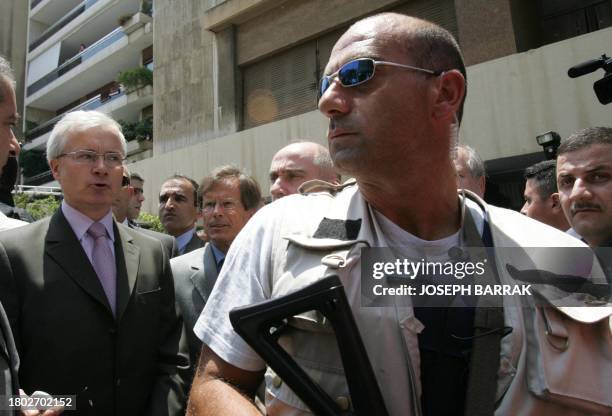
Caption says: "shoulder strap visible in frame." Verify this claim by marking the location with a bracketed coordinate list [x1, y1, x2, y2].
[463, 205, 505, 416]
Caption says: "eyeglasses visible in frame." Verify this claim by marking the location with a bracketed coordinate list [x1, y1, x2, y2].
[202, 199, 239, 213]
[319, 58, 441, 97]
[58, 150, 125, 167]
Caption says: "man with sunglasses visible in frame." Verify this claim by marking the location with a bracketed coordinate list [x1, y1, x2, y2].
[112, 165, 179, 258]
[0, 110, 189, 415]
[187, 13, 607, 416]
[126, 172, 145, 226]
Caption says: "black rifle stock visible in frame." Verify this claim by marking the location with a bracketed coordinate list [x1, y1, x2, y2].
[229, 275, 388, 416]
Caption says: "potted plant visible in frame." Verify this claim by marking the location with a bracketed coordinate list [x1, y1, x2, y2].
[117, 67, 153, 93]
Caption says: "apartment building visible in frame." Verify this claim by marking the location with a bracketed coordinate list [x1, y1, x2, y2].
[124, 0, 611, 213]
[22, 0, 154, 186]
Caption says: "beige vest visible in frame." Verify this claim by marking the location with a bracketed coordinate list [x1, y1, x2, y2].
[261, 185, 611, 416]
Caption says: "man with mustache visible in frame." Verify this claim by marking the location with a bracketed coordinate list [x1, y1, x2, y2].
[187, 13, 609, 416]
[557, 127, 612, 283]
[171, 165, 261, 371]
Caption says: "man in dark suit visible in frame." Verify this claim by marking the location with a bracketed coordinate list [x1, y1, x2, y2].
[171, 166, 261, 368]
[159, 175, 204, 255]
[113, 165, 179, 258]
[0, 55, 21, 415]
[0, 110, 189, 415]
[126, 172, 146, 225]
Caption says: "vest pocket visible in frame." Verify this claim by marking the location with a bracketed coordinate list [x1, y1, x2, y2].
[263, 313, 351, 413]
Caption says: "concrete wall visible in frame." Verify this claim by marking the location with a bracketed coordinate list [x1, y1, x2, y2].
[135, 25, 612, 214]
[454, 0, 517, 65]
[130, 110, 328, 214]
[0, 0, 28, 137]
[460, 26, 612, 160]
[153, 0, 218, 154]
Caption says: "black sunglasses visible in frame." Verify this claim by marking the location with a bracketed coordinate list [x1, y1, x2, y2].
[319, 58, 441, 97]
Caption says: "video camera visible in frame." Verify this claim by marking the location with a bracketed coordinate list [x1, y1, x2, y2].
[568, 54, 612, 104]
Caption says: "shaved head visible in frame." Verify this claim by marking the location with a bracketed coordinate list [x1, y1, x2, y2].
[269, 141, 339, 200]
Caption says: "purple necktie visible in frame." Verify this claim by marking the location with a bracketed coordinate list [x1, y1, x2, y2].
[87, 222, 116, 315]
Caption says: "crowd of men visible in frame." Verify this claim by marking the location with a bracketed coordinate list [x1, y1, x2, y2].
[0, 10, 610, 416]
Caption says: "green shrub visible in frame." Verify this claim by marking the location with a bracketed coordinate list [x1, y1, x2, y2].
[137, 211, 165, 233]
[117, 67, 153, 93]
[14, 194, 61, 221]
[119, 117, 152, 142]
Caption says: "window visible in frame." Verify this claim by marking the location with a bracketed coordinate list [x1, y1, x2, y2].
[539, 0, 612, 45]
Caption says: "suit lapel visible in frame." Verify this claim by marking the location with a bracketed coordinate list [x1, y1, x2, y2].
[190, 244, 218, 303]
[184, 232, 203, 254]
[115, 224, 140, 321]
[46, 210, 112, 314]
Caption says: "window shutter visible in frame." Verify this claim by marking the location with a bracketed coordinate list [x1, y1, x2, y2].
[392, 0, 458, 40]
[243, 41, 318, 128]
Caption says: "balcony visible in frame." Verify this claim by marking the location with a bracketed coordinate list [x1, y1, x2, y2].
[30, 0, 45, 9]
[23, 170, 54, 186]
[26, 15, 152, 112]
[24, 83, 153, 151]
[27, 27, 125, 97]
[29, 0, 100, 52]
[25, 87, 126, 144]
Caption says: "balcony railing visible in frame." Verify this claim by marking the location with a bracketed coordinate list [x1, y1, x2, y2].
[25, 87, 126, 142]
[29, 0, 99, 52]
[23, 170, 54, 186]
[30, 0, 44, 9]
[27, 27, 125, 97]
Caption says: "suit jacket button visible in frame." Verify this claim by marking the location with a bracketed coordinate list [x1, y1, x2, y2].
[109, 328, 116, 334]
[116, 378, 121, 386]
[335, 396, 350, 411]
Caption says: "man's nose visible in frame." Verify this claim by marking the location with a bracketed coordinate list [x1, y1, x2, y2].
[318, 78, 350, 118]
[520, 202, 528, 216]
[270, 178, 285, 200]
[569, 178, 591, 201]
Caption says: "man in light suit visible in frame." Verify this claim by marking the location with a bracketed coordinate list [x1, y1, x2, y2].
[159, 175, 204, 255]
[171, 166, 261, 369]
[113, 165, 179, 258]
[0, 110, 189, 415]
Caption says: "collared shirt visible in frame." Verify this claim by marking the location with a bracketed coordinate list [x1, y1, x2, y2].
[176, 228, 196, 254]
[62, 201, 115, 263]
[209, 243, 226, 272]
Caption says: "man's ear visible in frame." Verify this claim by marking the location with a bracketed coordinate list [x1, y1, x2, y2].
[478, 176, 486, 197]
[50, 159, 61, 182]
[431, 69, 465, 122]
[551, 193, 562, 211]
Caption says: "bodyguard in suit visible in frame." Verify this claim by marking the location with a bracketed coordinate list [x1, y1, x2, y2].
[113, 165, 179, 258]
[171, 166, 261, 369]
[159, 175, 204, 255]
[0, 110, 189, 415]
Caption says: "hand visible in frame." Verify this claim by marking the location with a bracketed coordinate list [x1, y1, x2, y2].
[19, 390, 64, 416]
